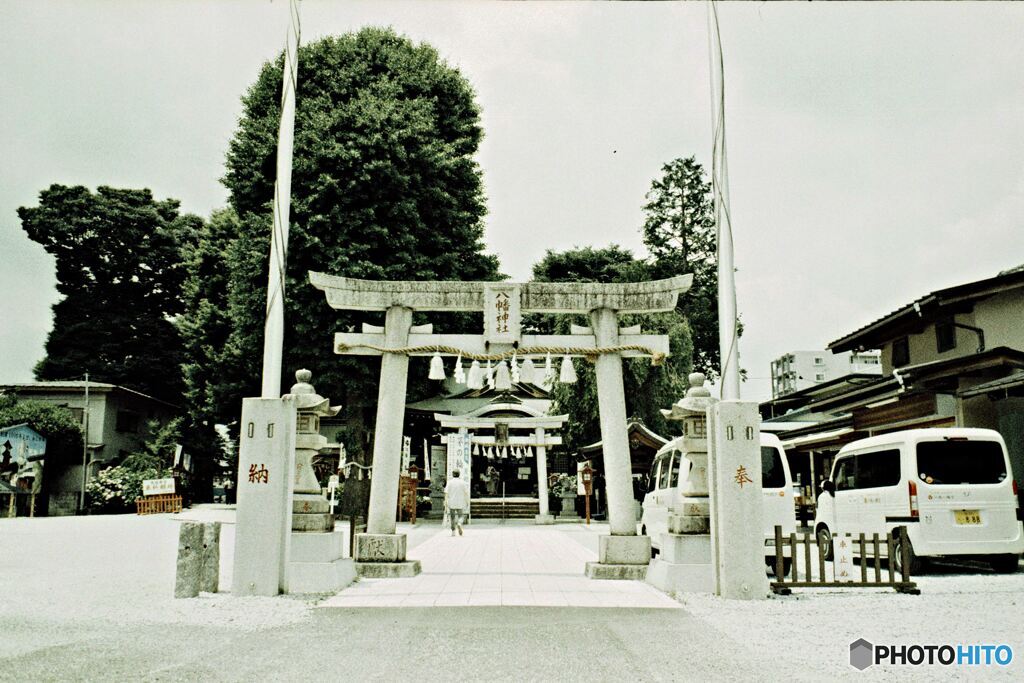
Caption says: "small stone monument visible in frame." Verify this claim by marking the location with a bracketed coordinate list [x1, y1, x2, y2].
[283, 370, 357, 593]
[646, 373, 717, 593]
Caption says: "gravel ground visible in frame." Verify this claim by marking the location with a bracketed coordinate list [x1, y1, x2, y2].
[1, 510, 1021, 681]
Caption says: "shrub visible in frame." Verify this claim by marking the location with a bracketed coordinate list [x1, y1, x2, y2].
[87, 465, 170, 513]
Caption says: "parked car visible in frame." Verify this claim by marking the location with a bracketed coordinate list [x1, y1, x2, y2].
[641, 432, 797, 573]
[814, 428, 1024, 573]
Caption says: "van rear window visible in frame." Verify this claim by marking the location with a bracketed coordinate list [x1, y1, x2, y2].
[916, 441, 1007, 485]
[761, 446, 786, 488]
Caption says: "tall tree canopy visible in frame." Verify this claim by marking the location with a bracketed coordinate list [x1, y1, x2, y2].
[190, 27, 500, 457]
[18, 185, 195, 402]
[530, 246, 692, 452]
[641, 157, 719, 377]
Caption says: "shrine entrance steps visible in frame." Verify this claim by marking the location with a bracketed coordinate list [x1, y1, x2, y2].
[470, 497, 539, 519]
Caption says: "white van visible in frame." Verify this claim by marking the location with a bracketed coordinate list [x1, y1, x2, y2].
[641, 432, 797, 571]
[814, 428, 1024, 573]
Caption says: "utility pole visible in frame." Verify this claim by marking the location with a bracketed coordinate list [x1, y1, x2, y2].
[80, 372, 89, 512]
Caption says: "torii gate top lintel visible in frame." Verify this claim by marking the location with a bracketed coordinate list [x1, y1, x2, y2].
[308, 271, 692, 314]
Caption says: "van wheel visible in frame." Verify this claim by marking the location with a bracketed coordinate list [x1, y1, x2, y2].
[816, 525, 833, 561]
[989, 554, 1021, 574]
[893, 535, 923, 575]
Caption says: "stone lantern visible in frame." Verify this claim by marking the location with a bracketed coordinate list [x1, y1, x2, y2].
[660, 372, 717, 534]
[647, 372, 719, 593]
[285, 369, 340, 533]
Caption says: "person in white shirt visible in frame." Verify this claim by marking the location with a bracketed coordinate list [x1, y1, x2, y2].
[444, 470, 471, 536]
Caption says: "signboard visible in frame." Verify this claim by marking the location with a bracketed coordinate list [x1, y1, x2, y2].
[401, 435, 412, 473]
[0, 424, 47, 465]
[142, 478, 176, 496]
[494, 422, 509, 445]
[833, 532, 854, 583]
[483, 284, 521, 344]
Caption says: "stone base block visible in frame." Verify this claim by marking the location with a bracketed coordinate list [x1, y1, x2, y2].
[355, 561, 422, 578]
[290, 529, 345, 563]
[678, 501, 710, 518]
[585, 562, 648, 580]
[293, 494, 331, 514]
[287, 558, 357, 594]
[534, 513, 555, 525]
[659, 533, 711, 564]
[292, 512, 334, 533]
[668, 513, 709, 535]
[354, 533, 407, 563]
[598, 534, 652, 565]
[646, 558, 714, 594]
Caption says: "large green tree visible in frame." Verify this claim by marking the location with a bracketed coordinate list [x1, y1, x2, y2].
[641, 157, 719, 377]
[195, 27, 500, 458]
[530, 246, 692, 452]
[18, 185, 196, 403]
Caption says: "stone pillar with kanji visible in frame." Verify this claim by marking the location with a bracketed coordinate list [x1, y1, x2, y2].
[707, 400, 769, 600]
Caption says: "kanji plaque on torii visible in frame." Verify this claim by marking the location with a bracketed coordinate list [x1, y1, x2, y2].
[310, 271, 692, 578]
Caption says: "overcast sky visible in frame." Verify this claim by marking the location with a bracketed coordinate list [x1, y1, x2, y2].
[2, 1, 1023, 402]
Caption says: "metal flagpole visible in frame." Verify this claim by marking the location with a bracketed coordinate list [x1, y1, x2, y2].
[260, 0, 302, 398]
[708, 0, 740, 400]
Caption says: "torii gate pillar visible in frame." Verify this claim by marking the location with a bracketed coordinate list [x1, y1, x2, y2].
[585, 308, 652, 579]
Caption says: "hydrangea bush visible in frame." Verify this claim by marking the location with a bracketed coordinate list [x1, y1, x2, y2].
[87, 466, 170, 513]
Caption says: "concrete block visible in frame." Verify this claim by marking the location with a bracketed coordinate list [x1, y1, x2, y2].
[354, 533, 407, 563]
[678, 501, 710, 518]
[534, 513, 555, 525]
[659, 533, 711, 565]
[646, 558, 714, 594]
[668, 513, 709, 535]
[293, 495, 330, 514]
[585, 562, 648, 580]
[290, 529, 345, 563]
[598, 534, 651, 565]
[292, 512, 334, 533]
[287, 558, 357, 593]
[175, 522, 202, 599]
[355, 561, 422, 578]
[200, 522, 221, 593]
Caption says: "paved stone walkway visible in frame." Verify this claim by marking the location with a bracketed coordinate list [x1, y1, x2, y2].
[319, 521, 679, 609]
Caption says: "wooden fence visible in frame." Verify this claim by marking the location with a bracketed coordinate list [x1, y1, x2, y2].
[770, 525, 919, 595]
[135, 494, 183, 515]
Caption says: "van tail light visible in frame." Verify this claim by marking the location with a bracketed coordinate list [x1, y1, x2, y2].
[1014, 480, 1019, 497]
[909, 480, 919, 519]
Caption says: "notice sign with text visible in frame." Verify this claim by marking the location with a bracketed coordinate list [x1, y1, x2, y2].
[142, 478, 175, 496]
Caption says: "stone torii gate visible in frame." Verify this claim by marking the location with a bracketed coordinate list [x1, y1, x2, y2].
[310, 271, 691, 578]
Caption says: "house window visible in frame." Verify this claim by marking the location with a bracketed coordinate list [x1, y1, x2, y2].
[115, 410, 141, 433]
[892, 337, 910, 367]
[936, 319, 956, 353]
[814, 357, 824, 365]
[67, 407, 84, 423]
[815, 373, 826, 382]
